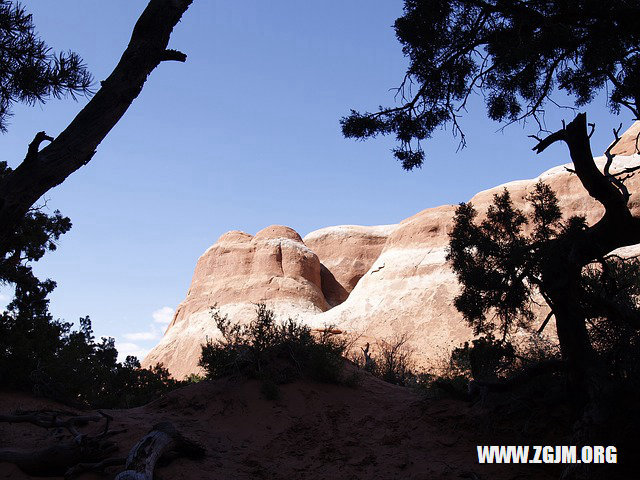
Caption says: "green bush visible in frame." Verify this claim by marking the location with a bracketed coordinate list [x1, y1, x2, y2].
[351, 335, 416, 386]
[199, 304, 347, 393]
[0, 305, 181, 408]
[450, 334, 517, 382]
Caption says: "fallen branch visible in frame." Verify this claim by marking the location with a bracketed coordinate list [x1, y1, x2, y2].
[0, 411, 203, 478]
[0, 410, 119, 477]
[0, 437, 118, 477]
[0, 410, 102, 430]
[115, 422, 205, 480]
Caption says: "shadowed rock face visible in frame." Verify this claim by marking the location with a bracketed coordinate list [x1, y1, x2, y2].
[144, 125, 640, 378]
[303, 225, 396, 306]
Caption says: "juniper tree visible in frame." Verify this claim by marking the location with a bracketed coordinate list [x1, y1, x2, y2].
[342, 0, 640, 411]
[0, 0, 193, 263]
[342, 0, 640, 168]
[0, 1, 93, 132]
[0, 0, 193, 404]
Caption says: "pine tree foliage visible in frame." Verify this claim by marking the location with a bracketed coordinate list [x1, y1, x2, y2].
[447, 181, 565, 337]
[0, 1, 92, 131]
[448, 182, 640, 381]
[341, 0, 640, 168]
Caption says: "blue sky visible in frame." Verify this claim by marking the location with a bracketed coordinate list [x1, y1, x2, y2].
[1, 1, 634, 359]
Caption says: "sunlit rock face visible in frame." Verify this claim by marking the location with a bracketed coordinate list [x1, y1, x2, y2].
[611, 121, 640, 156]
[303, 225, 395, 307]
[308, 154, 640, 368]
[143, 225, 330, 379]
[144, 124, 640, 378]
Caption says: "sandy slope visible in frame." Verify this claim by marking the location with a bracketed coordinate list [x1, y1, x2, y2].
[0, 369, 562, 480]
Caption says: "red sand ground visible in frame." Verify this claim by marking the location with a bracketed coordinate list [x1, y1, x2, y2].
[0, 370, 559, 479]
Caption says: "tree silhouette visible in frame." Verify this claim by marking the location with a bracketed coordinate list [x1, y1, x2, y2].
[342, 0, 640, 168]
[0, 1, 93, 132]
[342, 0, 640, 416]
[0, 0, 194, 411]
[0, 0, 193, 265]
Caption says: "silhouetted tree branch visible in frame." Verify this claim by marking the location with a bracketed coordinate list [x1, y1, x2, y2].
[342, 0, 640, 168]
[0, 0, 194, 254]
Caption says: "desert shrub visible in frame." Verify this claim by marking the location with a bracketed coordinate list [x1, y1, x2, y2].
[352, 335, 416, 386]
[0, 304, 181, 408]
[449, 334, 517, 382]
[374, 335, 415, 385]
[184, 373, 205, 383]
[199, 305, 347, 393]
[580, 256, 640, 387]
[408, 333, 561, 400]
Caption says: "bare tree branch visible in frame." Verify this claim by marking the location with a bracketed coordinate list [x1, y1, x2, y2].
[0, 0, 194, 251]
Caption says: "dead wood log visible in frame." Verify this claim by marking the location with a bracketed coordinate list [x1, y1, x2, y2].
[0, 411, 202, 478]
[0, 409, 119, 476]
[0, 438, 118, 476]
[0, 411, 103, 434]
[115, 422, 204, 480]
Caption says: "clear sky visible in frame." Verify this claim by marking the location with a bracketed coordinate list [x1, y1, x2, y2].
[1, 1, 634, 359]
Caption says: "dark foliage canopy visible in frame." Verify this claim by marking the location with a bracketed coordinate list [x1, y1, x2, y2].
[448, 183, 640, 382]
[447, 181, 566, 337]
[200, 305, 347, 397]
[0, 303, 181, 408]
[0, 161, 71, 295]
[0, 1, 92, 131]
[0, 164, 180, 408]
[342, 0, 640, 169]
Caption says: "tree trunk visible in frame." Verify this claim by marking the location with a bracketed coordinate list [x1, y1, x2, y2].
[115, 422, 204, 480]
[541, 238, 612, 420]
[0, 0, 193, 254]
[547, 287, 597, 401]
[532, 114, 640, 415]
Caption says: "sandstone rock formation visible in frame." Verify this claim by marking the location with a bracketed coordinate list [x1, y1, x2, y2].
[307, 156, 640, 368]
[303, 225, 395, 306]
[143, 225, 330, 378]
[144, 126, 640, 378]
[611, 120, 640, 156]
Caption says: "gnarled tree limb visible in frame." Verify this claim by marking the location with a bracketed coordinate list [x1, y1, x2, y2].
[115, 422, 205, 480]
[0, 0, 194, 251]
[532, 114, 640, 265]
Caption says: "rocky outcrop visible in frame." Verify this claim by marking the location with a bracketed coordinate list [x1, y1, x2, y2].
[143, 225, 329, 378]
[145, 129, 640, 378]
[611, 121, 640, 156]
[303, 225, 395, 306]
[307, 156, 640, 367]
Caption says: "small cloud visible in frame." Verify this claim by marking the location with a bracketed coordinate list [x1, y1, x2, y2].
[123, 331, 159, 341]
[152, 306, 174, 324]
[117, 342, 149, 360]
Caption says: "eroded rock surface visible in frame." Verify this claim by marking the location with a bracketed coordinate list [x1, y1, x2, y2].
[145, 125, 640, 377]
[143, 225, 329, 378]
